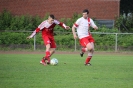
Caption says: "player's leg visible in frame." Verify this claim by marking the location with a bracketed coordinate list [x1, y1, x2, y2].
[80, 36, 95, 65]
[80, 47, 84, 57]
[40, 44, 51, 65]
[49, 48, 56, 56]
[80, 37, 90, 57]
[79, 37, 87, 57]
[45, 48, 56, 64]
[46, 37, 57, 64]
[40, 36, 51, 65]
[85, 42, 94, 65]
[49, 37, 56, 56]
[81, 36, 94, 52]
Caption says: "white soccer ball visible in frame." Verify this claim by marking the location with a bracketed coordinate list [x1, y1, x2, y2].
[50, 58, 58, 65]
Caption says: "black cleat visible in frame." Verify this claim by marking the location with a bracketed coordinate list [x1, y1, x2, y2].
[85, 63, 91, 66]
[42, 57, 50, 65]
[80, 52, 84, 57]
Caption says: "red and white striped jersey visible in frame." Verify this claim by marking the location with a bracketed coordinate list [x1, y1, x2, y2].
[73, 17, 96, 39]
[30, 19, 67, 38]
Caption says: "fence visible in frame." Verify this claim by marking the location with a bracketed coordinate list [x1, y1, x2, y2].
[0, 31, 133, 52]
[32, 32, 133, 52]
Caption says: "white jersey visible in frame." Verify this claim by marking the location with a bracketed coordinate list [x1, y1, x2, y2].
[73, 17, 96, 39]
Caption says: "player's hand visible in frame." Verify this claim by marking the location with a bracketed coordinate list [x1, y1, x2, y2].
[26, 36, 31, 39]
[73, 34, 77, 39]
[65, 26, 70, 30]
[94, 26, 98, 30]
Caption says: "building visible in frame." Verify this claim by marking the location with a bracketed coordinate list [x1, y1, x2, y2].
[0, 0, 120, 28]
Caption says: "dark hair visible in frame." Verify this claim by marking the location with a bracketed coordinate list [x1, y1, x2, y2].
[83, 9, 89, 14]
[49, 14, 55, 19]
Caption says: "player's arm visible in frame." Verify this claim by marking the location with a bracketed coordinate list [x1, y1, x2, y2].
[54, 20, 70, 30]
[58, 22, 70, 30]
[27, 21, 45, 39]
[27, 28, 40, 39]
[90, 19, 98, 30]
[72, 24, 78, 39]
[72, 18, 81, 39]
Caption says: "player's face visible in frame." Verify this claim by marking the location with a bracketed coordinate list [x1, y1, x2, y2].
[82, 12, 88, 19]
[48, 17, 54, 24]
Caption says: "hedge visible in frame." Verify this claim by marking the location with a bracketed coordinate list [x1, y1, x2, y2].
[0, 32, 133, 49]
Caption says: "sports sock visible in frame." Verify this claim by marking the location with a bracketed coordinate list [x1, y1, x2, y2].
[85, 56, 92, 64]
[44, 51, 51, 64]
[46, 51, 50, 57]
[44, 51, 50, 59]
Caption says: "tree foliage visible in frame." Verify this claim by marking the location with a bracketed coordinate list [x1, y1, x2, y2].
[0, 9, 133, 51]
[115, 14, 133, 32]
[120, 0, 133, 15]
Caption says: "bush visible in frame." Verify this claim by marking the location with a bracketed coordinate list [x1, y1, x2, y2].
[0, 9, 42, 31]
[0, 32, 34, 45]
[0, 9, 133, 51]
[114, 14, 133, 32]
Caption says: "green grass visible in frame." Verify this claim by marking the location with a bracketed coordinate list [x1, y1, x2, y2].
[0, 53, 133, 88]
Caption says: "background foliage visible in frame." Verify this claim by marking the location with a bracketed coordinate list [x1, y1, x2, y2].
[0, 10, 133, 51]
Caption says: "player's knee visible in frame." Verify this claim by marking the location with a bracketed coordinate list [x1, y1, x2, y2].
[87, 46, 93, 51]
[53, 50, 55, 54]
[51, 48, 56, 54]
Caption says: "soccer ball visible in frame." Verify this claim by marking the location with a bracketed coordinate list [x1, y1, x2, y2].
[50, 58, 58, 65]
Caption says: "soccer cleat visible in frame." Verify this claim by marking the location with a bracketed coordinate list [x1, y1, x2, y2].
[40, 60, 47, 66]
[80, 52, 84, 57]
[45, 59, 50, 65]
[46, 57, 51, 65]
[84, 63, 91, 66]
[40, 57, 47, 66]
[44, 57, 50, 65]
[42, 57, 50, 65]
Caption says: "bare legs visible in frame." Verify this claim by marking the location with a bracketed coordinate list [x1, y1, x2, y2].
[41, 44, 56, 65]
[81, 42, 94, 65]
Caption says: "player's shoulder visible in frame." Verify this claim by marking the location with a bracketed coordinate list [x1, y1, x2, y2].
[54, 19, 59, 22]
[76, 17, 83, 22]
[40, 20, 47, 24]
[78, 17, 83, 20]
[89, 18, 94, 22]
[54, 19, 60, 24]
[88, 17, 92, 20]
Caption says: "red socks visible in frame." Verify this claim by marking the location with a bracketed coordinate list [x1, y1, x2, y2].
[85, 56, 92, 64]
[46, 51, 50, 57]
[44, 51, 50, 63]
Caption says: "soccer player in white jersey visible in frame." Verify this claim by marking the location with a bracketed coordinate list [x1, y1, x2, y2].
[72, 9, 98, 66]
[27, 14, 70, 66]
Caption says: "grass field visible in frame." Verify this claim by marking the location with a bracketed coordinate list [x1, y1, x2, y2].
[0, 52, 133, 88]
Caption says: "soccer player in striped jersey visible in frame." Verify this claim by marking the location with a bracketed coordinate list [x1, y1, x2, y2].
[72, 9, 98, 66]
[27, 14, 70, 66]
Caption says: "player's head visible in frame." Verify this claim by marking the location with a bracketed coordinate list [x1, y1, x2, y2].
[48, 14, 55, 24]
[82, 9, 89, 19]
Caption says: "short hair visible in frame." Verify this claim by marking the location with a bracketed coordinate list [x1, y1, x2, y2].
[49, 14, 55, 19]
[83, 9, 89, 14]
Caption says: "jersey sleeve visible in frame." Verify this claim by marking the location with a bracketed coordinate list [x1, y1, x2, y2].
[54, 20, 67, 29]
[38, 21, 46, 30]
[29, 28, 40, 38]
[29, 20, 45, 38]
[90, 18, 97, 28]
[73, 18, 81, 28]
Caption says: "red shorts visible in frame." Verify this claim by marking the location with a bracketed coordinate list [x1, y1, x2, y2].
[42, 36, 56, 48]
[79, 35, 95, 47]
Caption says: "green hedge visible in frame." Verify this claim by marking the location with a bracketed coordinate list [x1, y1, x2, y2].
[0, 32, 133, 49]
[0, 32, 33, 45]
[0, 9, 133, 51]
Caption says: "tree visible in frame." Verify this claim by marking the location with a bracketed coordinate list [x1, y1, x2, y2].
[120, 0, 133, 15]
